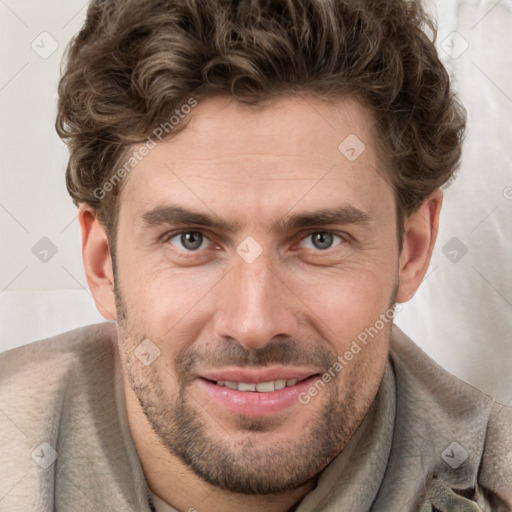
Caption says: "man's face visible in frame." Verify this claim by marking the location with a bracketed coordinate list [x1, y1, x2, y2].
[114, 95, 399, 494]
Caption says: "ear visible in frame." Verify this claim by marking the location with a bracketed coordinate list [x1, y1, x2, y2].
[78, 204, 117, 320]
[395, 189, 443, 303]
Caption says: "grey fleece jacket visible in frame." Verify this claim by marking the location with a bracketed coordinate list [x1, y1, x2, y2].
[0, 323, 511, 511]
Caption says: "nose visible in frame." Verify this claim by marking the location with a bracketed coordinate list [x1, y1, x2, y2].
[213, 255, 299, 350]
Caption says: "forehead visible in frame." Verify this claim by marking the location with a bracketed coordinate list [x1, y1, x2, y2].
[120, 94, 393, 222]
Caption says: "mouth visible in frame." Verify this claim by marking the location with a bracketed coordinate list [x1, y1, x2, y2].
[210, 376, 308, 392]
[196, 368, 321, 417]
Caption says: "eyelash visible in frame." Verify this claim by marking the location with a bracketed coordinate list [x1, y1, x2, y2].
[162, 229, 347, 257]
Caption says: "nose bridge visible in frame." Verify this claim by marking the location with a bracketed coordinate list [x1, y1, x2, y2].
[238, 257, 275, 311]
[214, 254, 297, 349]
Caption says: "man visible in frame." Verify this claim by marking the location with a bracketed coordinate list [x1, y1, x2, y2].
[1, 0, 511, 511]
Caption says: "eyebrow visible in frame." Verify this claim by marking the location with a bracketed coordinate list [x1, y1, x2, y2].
[140, 205, 372, 233]
[141, 206, 238, 232]
[274, 206, 372, 232]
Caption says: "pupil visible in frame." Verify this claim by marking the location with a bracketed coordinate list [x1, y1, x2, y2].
[181, 232, 203, 250]
[313, 232, 333, 250]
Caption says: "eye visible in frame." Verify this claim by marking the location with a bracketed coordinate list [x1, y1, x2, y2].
[298, 232, 344, 251]
[167, 231, 210, 251]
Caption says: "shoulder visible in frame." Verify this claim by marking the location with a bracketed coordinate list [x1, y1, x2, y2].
[0, 322, 117, 379]
[388, 325, 512, 507]
[478, 400, 512, 504]
[0, 322, 118, 426]
[389, 325, 495, 414]
[0, 323, 152, 510]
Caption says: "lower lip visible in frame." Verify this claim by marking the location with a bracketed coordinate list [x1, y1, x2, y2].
[197, 376, 320, 417]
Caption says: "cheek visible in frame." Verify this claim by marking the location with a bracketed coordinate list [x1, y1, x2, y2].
[293, 263, 396, 335]
[119, 262, 224, 346]
[288, 253, 397, 384]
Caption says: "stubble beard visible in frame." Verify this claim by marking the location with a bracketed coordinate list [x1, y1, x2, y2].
[114, 282, 391, 495]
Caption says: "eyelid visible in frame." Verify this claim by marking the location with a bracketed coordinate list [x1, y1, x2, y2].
[161, 228, 349, 254]
[162, 228, 211, 243]
[297, 229, 349, 243]
[162, 229, 218, 253]
[296, 230, 344, 250]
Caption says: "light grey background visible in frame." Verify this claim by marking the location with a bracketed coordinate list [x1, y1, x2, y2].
[0, 0, 511, 404]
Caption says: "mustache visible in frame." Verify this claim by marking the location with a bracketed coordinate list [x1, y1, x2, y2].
[174, 336, 336, 379]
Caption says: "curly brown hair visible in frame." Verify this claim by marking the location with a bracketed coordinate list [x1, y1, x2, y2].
[56, 0, 466, 245]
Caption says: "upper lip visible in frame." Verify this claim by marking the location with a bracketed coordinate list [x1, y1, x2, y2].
[199, 367, 320, 384]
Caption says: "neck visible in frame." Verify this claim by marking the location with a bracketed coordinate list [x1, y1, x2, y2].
[123, 380, 317, 512]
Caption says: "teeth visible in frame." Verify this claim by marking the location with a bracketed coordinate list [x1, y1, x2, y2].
[216, 378, 301, 392]
[238, 382, 256, 392]
[255, 381, 275, 392]
[274, 379, 287, 390]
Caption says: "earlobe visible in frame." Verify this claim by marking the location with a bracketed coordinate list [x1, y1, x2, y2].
[395, 189, 443, 303]
[78, 204, 117, 320]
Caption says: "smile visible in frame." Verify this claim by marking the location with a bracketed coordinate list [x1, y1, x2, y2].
[214, 378, 301, 392]
[196, 371, 321, 417]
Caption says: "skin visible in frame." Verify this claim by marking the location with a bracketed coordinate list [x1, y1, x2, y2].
[80, 94, 442, 512]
